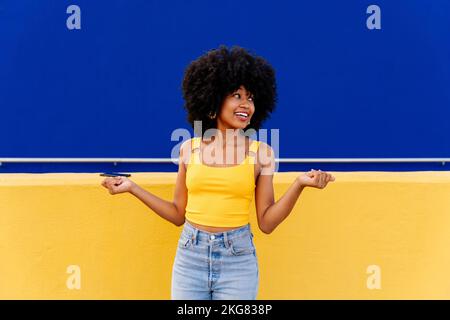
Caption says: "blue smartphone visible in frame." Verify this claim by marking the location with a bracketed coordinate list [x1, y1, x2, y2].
[100, 172, 131, 177]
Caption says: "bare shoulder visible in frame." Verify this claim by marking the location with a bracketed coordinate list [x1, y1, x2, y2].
[256, 141, 274, 159]
[179, 138, 194, 170]
[180, 137, 195, 150]
[255, 141, 275, 175]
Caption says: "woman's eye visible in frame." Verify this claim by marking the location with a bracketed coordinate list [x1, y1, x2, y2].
[233, 93, 240, 98]
[248, 96, 254, 101]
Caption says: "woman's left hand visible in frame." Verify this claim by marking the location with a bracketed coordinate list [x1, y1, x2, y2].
[297, 169, 335, 189]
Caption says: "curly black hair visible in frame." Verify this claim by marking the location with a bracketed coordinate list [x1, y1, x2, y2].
[182, 45, 277, 135]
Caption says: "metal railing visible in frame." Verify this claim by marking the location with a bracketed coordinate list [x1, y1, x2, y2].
[0, 158, 448, 165]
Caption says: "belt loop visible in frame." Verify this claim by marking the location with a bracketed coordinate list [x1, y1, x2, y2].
[192, 228, 199, 246]
[223, 231, 229, 249]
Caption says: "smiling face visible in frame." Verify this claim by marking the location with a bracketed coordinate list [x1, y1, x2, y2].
[216, 85, 255, 132]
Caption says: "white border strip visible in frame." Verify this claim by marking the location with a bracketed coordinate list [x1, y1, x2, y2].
[0, 158, 448, 163]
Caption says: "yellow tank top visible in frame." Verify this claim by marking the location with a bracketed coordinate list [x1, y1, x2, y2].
[185, 137, 261, 227]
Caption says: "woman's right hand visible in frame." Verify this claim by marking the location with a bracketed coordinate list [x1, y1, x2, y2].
[101, 176, 137, 195]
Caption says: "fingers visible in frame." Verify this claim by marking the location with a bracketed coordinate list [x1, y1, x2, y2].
[101, 177, 120, 194]
[113, 176, 123, 185]
[308, 169, 335, 189]
[327, 172, 336, 182]
[309, 169, 323, 187]
[101, 178, 112, 189]
[322, 172, 335, 187]
[318, 170, 326, 188]
[306, 170, 315, 178]
[101, 176, 130, 195]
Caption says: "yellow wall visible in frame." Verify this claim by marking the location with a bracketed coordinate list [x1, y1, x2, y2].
[1, 172, 450, 299]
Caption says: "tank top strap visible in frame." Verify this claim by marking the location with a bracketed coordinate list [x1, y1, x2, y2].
[190, 137, 260, 165]
[189, 137, 201, 165]
[247, 140, 261, 165]
[191, 137, 201, 151]
[249, 140, 260, 153]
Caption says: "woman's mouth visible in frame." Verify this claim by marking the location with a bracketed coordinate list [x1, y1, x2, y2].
[234, 112, 249, 122]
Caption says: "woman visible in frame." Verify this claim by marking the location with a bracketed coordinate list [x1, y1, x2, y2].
[101, 45, 335, 300]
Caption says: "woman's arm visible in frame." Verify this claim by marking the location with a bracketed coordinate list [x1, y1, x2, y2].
[254, 143, 335, 234]
[129, 140, 189, 226]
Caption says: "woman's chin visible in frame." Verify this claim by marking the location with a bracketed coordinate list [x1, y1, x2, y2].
[233, 120, 248, 129]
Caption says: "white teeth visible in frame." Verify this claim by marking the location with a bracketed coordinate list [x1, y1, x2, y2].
[235, 112, 248, 117]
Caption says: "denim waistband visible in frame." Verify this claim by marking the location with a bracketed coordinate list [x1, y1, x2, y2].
[182, 220, 252, 245]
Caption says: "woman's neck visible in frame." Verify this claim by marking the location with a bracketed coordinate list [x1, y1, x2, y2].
[204, 128, 248, 148]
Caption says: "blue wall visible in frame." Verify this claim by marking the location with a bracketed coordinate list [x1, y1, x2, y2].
[1, 0, 449, 172]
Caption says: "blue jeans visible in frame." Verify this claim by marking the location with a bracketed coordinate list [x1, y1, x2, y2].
[171, 220, 259, 300]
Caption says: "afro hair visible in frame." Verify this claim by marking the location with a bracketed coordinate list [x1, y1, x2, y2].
[182, 45, 277, 135]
